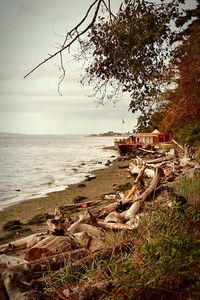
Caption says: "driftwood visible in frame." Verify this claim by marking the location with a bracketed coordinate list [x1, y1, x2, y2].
[139, 147, 157, 153]
[124, 167, 164, 220]
[99, 163, 147, 217]
[73, 232, 104, 253]
[2, 248, 88, 300]
[0, 254, 28, 269]
[97, 220, 134, 230]
[104, 211, 124, 224]
[144, 155, 174, 164]
[24, 235, 80, 261]
[66, 210, 103, 239]
[0, 233, 47, 254]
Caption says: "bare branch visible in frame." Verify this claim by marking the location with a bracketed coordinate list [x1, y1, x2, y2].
[24, 0, 103, 78]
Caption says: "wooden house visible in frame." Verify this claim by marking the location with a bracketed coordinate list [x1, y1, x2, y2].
[116, 130, 171, 155]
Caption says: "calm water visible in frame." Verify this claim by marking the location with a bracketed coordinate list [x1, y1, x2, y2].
[0, 135, 116, 210]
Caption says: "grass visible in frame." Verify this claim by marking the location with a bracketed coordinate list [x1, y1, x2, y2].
[175, 175, 200, 207]
[44, 175, 200, 300]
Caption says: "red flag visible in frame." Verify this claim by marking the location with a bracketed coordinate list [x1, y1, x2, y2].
[122, 118, 125, 124]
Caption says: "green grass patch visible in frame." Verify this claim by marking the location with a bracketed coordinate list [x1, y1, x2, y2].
[175, 175, 200, 207]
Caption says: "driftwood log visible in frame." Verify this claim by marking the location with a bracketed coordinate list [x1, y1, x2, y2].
[124, 167, 164, 220]
[24, 234, 80, 261]
[0, 233, 47, 254]
[99, 163, 147, 217]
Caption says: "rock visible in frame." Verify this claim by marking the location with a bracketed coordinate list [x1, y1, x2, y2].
[85, 175, 96, 181]
[105, 160, 111, 166]
[27, 213, 53, 225]
[78, 183, 86, 188]
[73, 195, 87, 203]
[3, 220, 22, 231]
[15, 189, 21, 192]
[97, 161, 102, 164]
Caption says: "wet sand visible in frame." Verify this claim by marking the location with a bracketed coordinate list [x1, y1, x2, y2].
[0, 159, 132, 244]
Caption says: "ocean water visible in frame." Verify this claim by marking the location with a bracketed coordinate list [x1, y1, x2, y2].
[0, 135, 116, 210]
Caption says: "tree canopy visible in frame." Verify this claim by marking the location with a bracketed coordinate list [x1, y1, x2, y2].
[25, 0, 200, 136]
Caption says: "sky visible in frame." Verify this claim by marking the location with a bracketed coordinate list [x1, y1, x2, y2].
[0, 0, 136, 135]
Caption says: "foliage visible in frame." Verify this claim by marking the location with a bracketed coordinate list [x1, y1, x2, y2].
[107, 205, 200, 300]
[82, 0, 182, 114]
[44, 172, 200, 300]
[173, 121, 200, 145]
[161, 2, 200, 132]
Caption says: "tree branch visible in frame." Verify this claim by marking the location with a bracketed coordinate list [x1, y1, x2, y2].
[24, 0, 103, 79]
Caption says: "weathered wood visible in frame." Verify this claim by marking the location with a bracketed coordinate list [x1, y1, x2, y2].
[73, 232, 104, 253]
[0, 233, 46, 254]
[172, 139, 184, 151]
[97, 220, 134, 230]
[138, 147, 156, 153]
[0, 254, 28, 269]
[104, 211, 124, 224]
[98, 164, 146, 217]
[124, 167, 164, 220]
[144, 155, 174, 164]
[24, 235, 80, 261]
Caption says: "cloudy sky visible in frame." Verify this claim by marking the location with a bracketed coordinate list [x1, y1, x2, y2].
[0, 0, 137, 134]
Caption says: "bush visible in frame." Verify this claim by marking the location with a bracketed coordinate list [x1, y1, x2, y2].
[174, 121, 200, 145]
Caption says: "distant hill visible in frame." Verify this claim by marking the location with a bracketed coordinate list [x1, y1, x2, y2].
[0, 132, 28, 137]
[89, 131, 129, 137]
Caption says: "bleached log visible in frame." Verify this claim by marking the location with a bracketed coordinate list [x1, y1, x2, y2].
[98, 202, 119, 217]
[123, 163, 147, 204]
[2, 248, 88, 300]
[124, 167, 164, 220]
[104, 211, 124, 224]
[0, 254, 28, 269]
[24, 235, 79, 261]
[73, 232, 104, 253]
[98, 164, 146, 218]
[66, 210, 102, 237]
[0, 233, 46, 254]
[97, 221, 134, 230]
[144, 155, 174, 164]
[68, 223, 103, 238]
[104, 194, 117, 201]
[139, 147, 156, 153]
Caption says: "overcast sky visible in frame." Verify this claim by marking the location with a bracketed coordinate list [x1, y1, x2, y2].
[0, 0, 138, 134]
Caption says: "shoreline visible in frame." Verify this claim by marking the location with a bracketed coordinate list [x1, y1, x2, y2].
[0, 158, 132, 244]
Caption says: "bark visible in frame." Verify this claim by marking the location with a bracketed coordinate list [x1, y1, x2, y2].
[2, 248, 88, 300]
[98, 163, 146, 217]
[104, 211, 124, 224]
[124, 167, 164, 220]
[144, 155, 174, 164]
[0, 233, 46, 254]
[24, 235, 80, 261]
[0, 254, 28, 268]
[97, 220, 134, 230]
[138, 147, 157, 153]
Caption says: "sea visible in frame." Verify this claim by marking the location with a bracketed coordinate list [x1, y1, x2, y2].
[0, 135, 117, 211]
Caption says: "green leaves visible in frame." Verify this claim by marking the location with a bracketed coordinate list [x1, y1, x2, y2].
[82, 0, 181, 117]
